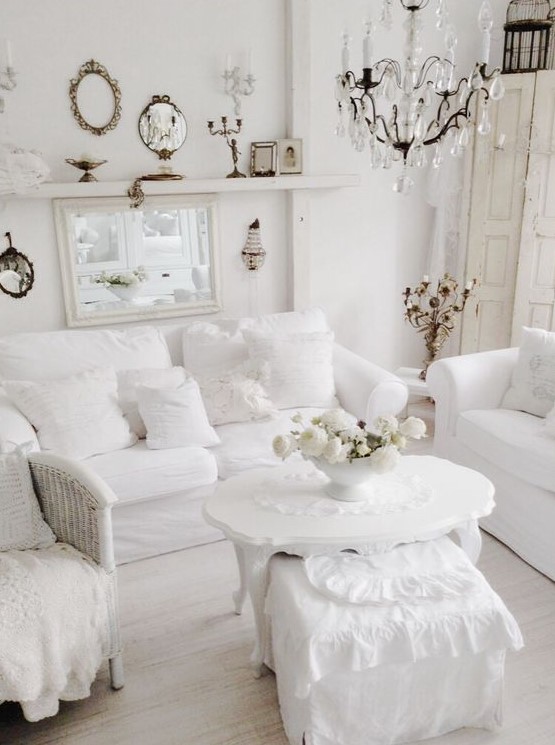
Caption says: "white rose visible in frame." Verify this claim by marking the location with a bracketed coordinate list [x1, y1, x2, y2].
[320, 408, 355, 432]
[391, 432, 407, 449]
[375, 415, 399, 435]
[322, 436, 343, 463]
[369, 444, 400, 473]
[272, 434, 298, 460]
[298, 426, 329, 457]
[290, 412, 304, 425]
[399, 416, 427, 439]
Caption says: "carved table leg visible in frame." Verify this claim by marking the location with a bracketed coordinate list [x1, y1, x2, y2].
[232, 543, 248, 615]
[452, 519, 482, 564]
[242, 544, 275, 677]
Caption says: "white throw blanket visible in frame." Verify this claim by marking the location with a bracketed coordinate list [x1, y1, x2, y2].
[0, 543, 110, 721]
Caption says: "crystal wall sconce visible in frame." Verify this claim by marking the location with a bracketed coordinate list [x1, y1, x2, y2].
[242, 219, 266, 271]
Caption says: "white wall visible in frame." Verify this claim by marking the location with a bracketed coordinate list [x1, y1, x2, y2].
[0, 0, 506, 372]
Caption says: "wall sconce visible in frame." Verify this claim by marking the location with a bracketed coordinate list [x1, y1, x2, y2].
[0, 40, 16, 114]
[242, 218, 266, 271]
[223, 53, 255, 116]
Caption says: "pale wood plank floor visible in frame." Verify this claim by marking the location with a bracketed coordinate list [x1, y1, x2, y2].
[1, 403, 554, 744]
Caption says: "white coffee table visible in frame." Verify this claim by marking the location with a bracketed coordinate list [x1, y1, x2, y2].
[203, 455, 495, 675]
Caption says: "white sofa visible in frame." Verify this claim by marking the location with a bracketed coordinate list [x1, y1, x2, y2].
[0, 308, 408, 565]
[427, 348, 555, 581]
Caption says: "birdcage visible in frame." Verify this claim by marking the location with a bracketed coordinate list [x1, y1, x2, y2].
[503, 0, 552, 72]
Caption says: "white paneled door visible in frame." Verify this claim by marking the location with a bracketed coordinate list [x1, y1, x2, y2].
[512, 72, 555, 338]
[461, 73, 535, 353]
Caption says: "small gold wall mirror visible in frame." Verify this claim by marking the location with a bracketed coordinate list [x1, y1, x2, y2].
[138, 95, 187, 172]
[69, 59, 122, 136]
[0, 232, 35, 299]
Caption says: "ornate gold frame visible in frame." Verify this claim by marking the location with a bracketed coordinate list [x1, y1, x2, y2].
[69, 59, 122, 136]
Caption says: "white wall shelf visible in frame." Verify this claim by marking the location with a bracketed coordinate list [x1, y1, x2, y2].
[14, 174, 360, 200]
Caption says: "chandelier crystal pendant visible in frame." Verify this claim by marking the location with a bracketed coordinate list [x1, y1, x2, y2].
[335, 0, 504, 194]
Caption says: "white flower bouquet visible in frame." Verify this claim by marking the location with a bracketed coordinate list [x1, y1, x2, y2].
[273, 408, 426, 474]
[93, 265, 148, 287]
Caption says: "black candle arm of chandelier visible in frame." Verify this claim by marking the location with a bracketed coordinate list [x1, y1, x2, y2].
[342, 61, 502, 157]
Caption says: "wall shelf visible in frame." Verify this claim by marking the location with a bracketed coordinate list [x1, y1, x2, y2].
[13, 174, 360, 199]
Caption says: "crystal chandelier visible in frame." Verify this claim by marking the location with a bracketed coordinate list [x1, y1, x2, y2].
[335, 0, 504, 193]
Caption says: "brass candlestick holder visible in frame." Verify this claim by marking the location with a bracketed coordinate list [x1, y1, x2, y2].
[403, 273, 477, 380]
[207, 116, 246, 178]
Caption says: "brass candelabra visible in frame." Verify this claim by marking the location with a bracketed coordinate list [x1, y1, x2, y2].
[403, 273, 476, 380]
[207, 116, 246, 178]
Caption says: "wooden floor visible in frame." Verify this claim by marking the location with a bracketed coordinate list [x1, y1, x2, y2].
[2, 403, 554, 744]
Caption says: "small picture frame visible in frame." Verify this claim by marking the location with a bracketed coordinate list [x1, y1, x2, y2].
[278, 138, 302, 174]
[250, 141, 277, 177]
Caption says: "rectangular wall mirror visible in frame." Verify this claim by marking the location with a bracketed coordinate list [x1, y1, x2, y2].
[54, 194, 221, 327]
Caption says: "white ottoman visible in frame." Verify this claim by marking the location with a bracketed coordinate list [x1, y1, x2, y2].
[266, 537, 523, 745]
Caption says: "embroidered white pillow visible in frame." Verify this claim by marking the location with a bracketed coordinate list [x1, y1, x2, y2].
[136, 379, 220, 450]
[3, 368, 137, 460]
[0, 448, 56, 550]
[117, 366, 188, 438]
[502, 327, 555, 417]
[242, 330, 338, 409]
[198, 361, 278, 426]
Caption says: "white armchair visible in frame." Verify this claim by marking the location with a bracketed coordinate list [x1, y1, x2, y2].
[1, 453, 123, 721]
[427, 348, 555, 580]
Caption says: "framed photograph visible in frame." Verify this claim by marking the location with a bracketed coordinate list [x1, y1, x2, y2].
[278, 138, 302, 174]
[250, 141, 277, 177]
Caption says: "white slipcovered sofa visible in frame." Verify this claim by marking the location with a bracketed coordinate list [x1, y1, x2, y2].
[427, 336, 555, 581]
[0, 308, 408, 565]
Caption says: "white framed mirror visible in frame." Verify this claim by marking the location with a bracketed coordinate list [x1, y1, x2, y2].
[54, 195, 221, 327]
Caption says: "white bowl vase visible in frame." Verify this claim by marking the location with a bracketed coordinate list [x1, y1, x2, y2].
[312, 458, 391, 502]
[107, 284, 142, 302]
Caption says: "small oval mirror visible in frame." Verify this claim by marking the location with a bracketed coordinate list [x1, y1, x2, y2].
[0, 233, 34, 299]
[139, 95, 187, 161]
[69, 59, 122, 136]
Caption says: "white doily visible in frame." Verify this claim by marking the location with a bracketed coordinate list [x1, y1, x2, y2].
[252, 468, 434, 517]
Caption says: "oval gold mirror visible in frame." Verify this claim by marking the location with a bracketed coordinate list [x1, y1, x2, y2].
[69, 59, 122, 136]
[138, 95, 187, 161]
[0, 232, 34, 299]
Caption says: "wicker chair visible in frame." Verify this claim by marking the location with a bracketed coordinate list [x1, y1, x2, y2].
[27, 452, 124, 690]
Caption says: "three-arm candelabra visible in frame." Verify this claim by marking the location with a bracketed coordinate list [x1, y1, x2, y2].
[403, 273, 476, 379]
[207, 116, 246, 178]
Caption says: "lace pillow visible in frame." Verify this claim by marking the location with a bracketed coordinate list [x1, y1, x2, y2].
[0, 447, 56, 550]
[137, 379, 220, 450]
[502, 327, 555, 417]
[117, 366, 188, 438]
[198, 361, 278, 426]
[242, 330, 338, 409]
[4, 368, 137, 460]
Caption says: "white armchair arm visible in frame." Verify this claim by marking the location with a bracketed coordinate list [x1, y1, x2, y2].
[28, 452, 118, 571]
[333, 343, 408, 424]
[426, 348, 518, 443]
[0, 387, 39, 450]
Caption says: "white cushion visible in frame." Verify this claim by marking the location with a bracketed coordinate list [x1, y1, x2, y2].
[213, 407, 322, 479]
[502, 326, 555, 417]
[242, 329, 337, 409]
[457, 408, 555, 491]
[0, 326, 172, 382]
[117, 366, 187, 438]
[4, 369, 137, 460]
[198, 362, 278, 426]
[87, 441, 218, 505]
[137, 380, 220, 450]
[181, 308, 330, 379]
[0, 448, 56, 550]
